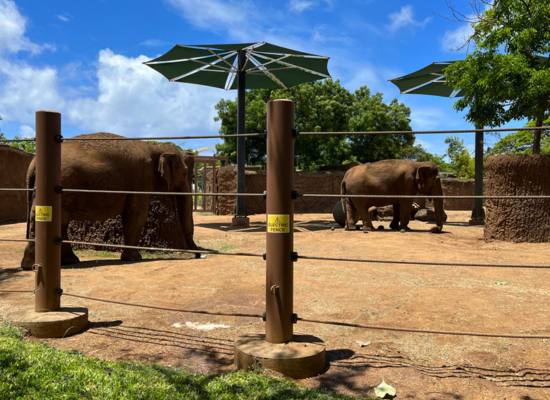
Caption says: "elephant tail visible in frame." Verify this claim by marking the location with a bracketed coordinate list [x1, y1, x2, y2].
[25, 160, 36, 240]
[340, 179, 347, 212]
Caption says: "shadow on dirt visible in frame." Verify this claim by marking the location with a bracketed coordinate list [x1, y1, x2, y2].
[0, 267, 26, 282]
[62, 255, 206, 270]
[87, 324, 235, 365]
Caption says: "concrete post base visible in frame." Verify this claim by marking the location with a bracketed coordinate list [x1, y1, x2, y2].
[6, 306, 88, 338]
[469, 219, 485, 226]
[231, 216, 250, 228]
[235, 333, 326, 379]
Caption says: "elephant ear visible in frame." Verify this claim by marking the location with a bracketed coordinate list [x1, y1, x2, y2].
[158, 153, 186, 191]
[415, 166, 431, 191]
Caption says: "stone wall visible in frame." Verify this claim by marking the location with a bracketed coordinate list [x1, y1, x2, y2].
[484, 155, 550, 243]
[0, 145, 34, 224]
[206, 166, 482, 214]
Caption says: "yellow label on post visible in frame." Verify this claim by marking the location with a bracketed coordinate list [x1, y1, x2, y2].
[35, 206, 52, 222]
[267, 214, 290, 233]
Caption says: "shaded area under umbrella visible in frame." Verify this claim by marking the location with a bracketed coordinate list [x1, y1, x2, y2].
[389, 61, 485, 224]
[144, 42, 331, 225]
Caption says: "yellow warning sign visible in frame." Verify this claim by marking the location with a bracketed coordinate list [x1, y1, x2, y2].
[35, 206, 52, 222]
[267, 214, 290, 233]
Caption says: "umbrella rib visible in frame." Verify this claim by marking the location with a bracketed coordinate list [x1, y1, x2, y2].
[225, 55, 239, 90]
[242, 43, 261, 71]
[248, 55, 288, 89]
[204, 47, 237, 70]
[252, 52, 331, 79]
[400, 76, 449, 94]
[246, 54, 292, 72]
[169, 52, 237, 82]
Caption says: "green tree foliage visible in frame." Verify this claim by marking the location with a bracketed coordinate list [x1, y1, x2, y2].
[0, 115, 35, 153]
[214, 80, 414, 171]
[444, 0, 550, 153]
[486, 118, 550, 156]
[401, 143, 451, 172]
[444, 136, 475, 179]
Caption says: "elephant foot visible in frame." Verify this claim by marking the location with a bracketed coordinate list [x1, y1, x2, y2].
[121, 249, 142, 262]
[430, 226, 442, 233]
[362, 225, 375, 232]
[389, 222, 400, 230]
[399, 226, 411, 232]
[61, 252, 80, 265]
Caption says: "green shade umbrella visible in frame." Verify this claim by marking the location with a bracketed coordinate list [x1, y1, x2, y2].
[388, 61, 464, 98]
[143, 42, 331, 219]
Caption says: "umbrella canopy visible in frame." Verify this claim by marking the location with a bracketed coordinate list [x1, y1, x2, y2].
[143, 42, 331, 221]
[143, 42, 331, 90]
[389, 61, 464, 98]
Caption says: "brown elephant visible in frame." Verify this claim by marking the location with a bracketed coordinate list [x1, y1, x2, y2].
[341, 160, 444, 232]
[21, 132, 199, 270]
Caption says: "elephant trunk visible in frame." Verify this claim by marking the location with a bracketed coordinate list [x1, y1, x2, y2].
[432, 176, 444, 233]
[176, 193, 200, 257]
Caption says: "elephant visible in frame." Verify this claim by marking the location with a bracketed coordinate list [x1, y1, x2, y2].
[21, 132, 199, 270]
[340, 160, 444, 233]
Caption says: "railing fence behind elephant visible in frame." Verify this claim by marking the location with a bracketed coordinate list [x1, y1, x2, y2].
[2, 110, 550, 342]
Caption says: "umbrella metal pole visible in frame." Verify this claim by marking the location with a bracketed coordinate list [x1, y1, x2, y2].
[470, 124, 485, 225]
[233, 49, 249, 226]
[265, 99, 295, 343]
[34, 111, 62, 312]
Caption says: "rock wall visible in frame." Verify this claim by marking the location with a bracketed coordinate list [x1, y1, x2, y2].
[207, 166, 481, 214]
[0, 145, 34, 224]
[484, 155, 550, 243]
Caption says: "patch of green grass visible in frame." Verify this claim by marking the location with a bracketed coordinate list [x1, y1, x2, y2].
[199, 212, 214, 216]
[74, 249, 119, 258]
[0, 323, 368, 400]
[219, 244, 238, 252]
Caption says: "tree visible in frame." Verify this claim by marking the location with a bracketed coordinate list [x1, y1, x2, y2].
[444, 136, 475, 179]
[401, 143, 451, 173]
[486, 118, 550, 156]
[444, 0, 550, 153]
[0, 115, 35, 153]
[214, 80, 414, 171]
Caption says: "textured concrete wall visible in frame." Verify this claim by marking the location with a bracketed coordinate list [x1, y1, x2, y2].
[207, 166, 481, 215]
[0, 145, 34, 224]
[484, 155, 550, 243]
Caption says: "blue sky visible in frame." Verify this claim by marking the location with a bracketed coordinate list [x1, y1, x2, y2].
[0, 0, 525, 156]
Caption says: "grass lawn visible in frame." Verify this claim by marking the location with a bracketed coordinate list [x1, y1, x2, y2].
[0, 323, 372, 400]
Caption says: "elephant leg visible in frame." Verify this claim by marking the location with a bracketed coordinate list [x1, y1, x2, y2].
[399, 201, 412, 231]
[389, 203, 400, 230]
[61, 222, 80, 265]
[359, 205, 376, 231]
[344, 199, 357, 231]
[21, 205, 36, 270]
[121, 195, 149, 261]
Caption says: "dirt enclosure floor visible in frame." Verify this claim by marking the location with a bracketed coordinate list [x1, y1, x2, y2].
[3, 211, 550, 399]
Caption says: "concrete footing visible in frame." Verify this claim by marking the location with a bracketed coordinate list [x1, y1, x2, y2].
[231, 216, 250, 228]
[6, 306, 89, 338]
[469, 219, 485, 226]
[234, 333, 326, 379]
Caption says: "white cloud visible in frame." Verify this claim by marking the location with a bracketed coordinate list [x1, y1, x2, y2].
[441, 23, 474, 52]
[0, 0, 49, 54]
[65, 49, 223, 138]
[289, 0, 315, 13]
[388, 5, 431, 32]
[57, 12, 72, 22]
[0, 58, 65, 124]
[163, 0, 257, 40]
[140, 39, 170, 47]
[19, 125, 35, 138]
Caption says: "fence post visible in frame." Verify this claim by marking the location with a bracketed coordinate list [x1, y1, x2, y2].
[34, 111, 62, 312]
[265, 99, 295, 343]
[234, 100, 325, 378]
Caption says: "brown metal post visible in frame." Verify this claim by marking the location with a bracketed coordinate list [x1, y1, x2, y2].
[34, 111, 62, 312]
[265, 99, 295, 343]
[212, 161, 217, 213]
[194, 163, 198, 211]
[202, 162, 207, 210]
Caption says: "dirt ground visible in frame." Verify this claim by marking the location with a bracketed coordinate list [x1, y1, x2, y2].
[2, 212, 550, 400]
